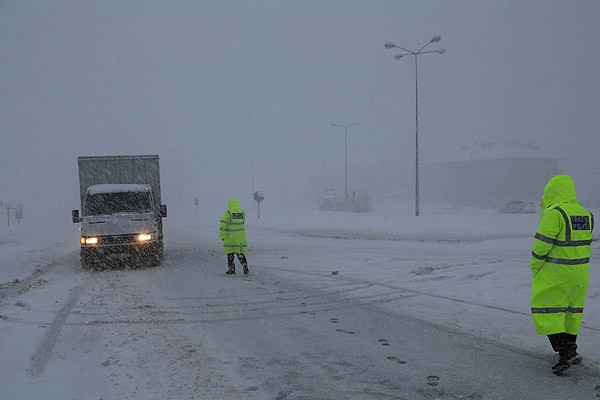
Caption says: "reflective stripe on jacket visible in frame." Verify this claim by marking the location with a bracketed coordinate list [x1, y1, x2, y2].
[530, 175, 593, 335]
[219, 199, 247, 254]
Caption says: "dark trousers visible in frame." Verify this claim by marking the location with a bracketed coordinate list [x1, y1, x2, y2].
[548, 333, 577, 357]
[227, 253, 248, 270]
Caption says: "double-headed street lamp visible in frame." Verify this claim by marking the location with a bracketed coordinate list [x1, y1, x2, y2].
[331, 123, 359, 202]
[385, 36, 445, 216]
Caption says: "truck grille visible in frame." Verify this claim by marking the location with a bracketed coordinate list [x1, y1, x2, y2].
[101, 234, 139, 245]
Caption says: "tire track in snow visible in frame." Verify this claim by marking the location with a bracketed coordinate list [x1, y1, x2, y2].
[28, 284, 87, 377]
[64, 290, 410, 327]
[268, 265, 600, 333]
[70, 281, 374, 315]
[0, 263, 55, 303]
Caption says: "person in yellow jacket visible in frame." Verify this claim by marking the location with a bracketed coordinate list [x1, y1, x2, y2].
[219, 199, 249, 275]
[530, 175, 594, 374]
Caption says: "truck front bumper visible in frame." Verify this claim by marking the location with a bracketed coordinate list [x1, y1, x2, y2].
[81, 242, 161, 259]
[80, 233, 162, 264]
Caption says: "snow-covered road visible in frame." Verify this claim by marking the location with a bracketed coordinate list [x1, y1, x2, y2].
[1, 209, 600, 399]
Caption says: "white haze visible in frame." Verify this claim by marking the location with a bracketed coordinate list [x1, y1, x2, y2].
[1, 0, 599, 225]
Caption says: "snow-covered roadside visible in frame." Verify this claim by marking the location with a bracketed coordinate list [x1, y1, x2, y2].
[0, 219, 79, 284]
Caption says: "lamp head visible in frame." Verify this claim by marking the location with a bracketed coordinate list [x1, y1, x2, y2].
[435, 49, 446, 54]
[394, 55, 403, 60]
[384, 42, 396, 49]
[430, 35, 441, 43]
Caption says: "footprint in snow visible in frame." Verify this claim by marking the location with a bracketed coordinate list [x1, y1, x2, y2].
[378, 339, 390, 346]
[387, 356, 407, 364]
[330, 318, 339, 323]
[336, 329, 355, 335]
[427, 375, 440, 386]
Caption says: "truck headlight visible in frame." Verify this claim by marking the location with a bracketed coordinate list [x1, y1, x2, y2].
[81, 237, 99, 245]
[136, 233, 155, 242]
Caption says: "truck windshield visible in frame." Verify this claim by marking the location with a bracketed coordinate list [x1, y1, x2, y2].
[84, 191, 153, 216]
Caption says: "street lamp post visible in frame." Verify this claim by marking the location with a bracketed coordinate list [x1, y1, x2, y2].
[385, 36, 445, 216]
[331, 123, 359, 202]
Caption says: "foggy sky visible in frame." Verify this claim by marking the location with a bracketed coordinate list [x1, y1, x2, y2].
[1, 0, 599, 221]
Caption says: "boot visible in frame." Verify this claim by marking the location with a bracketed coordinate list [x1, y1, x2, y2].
[243, 265, 249, 275]
[226, 268, 235, 275]
[566, 353, 583, 365]
[552, 351, 582, 375]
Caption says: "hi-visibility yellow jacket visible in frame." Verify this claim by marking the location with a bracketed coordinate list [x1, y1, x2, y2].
[530, 175, 594, 335]
[219, 199, 247, 254]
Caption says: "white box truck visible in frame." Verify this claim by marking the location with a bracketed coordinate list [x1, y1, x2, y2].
[72, 155, 167, 269]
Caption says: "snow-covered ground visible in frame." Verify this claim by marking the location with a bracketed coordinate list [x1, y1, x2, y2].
[1, 202, 599, 399]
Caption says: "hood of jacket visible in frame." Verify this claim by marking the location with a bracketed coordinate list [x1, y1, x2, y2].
[228, 199, 240, 211]
[541, 175, 578, 209]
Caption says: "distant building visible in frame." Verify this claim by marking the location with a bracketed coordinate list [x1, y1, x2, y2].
[425, 157, 561, 208]
[423, 139, 561, 208]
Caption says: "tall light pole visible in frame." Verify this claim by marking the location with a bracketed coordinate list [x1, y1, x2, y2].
[331, 123, 359, 201]
[385, 36, 445, 216]
[168, 149, 182, 211]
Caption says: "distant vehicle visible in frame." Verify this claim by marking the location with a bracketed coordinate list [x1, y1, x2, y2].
[318, 188, 339, 211]
[318, 189, 373, 212]
[499, 201, 536, 214]
[71, 155, 167, 269]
